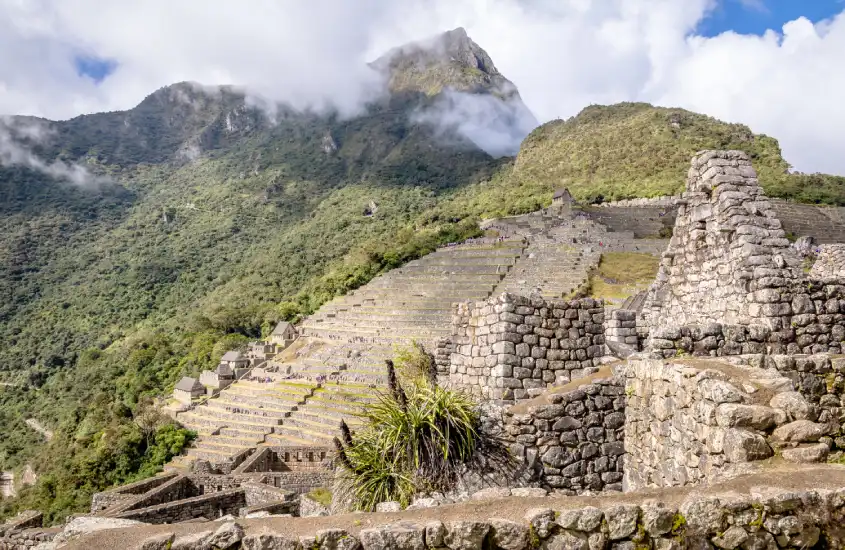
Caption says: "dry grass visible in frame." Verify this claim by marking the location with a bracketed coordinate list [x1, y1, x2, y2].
[589, 252, 659, 303]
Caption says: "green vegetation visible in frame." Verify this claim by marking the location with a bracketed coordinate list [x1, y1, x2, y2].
[1, 71, 843, 523]
[589, 252, 661, 303]
[497, 103, 845, 205]
[0, 399, 194, 525]
[393, 341, 436, 382]
[333, 361, 479, 510]
[306, 487, 333, 507]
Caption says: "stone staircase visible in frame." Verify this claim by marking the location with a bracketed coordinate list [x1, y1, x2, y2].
[490, 214, 667, 299]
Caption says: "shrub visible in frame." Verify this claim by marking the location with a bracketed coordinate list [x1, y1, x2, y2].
[334, 361, 479, 510]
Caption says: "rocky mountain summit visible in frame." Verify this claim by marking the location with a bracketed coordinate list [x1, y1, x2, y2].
[372, 27, 520, 99]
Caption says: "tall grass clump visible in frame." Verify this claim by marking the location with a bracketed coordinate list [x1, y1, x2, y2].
[333, 360, 480, 511]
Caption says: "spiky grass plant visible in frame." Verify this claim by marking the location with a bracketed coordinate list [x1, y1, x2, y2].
[333, 360, 480, 510]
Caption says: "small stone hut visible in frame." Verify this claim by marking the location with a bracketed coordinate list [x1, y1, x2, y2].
[220, 351, 250, 369]
[552, 188, 575, 206]
[173, 377, 204, 404]
[269, 322, 297, 348]
[199, 363, 236, 390]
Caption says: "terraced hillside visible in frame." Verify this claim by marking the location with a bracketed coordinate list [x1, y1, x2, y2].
[168, 211, 669, 469]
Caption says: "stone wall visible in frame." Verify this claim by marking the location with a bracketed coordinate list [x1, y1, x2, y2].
[623, 355, 843, 492]
[449, 293, 606, 403]
[810, 244, 845, 279]
[189, 471, 332, 497]
[639, 151, 845, 356]
[115, 475, 196, 513]
[90, 472, 180, 513]
[123, 485, 845, 550]
[115, 488, 246, 524]
[502, 374, 626, 493]
[604, 309, 638, 354]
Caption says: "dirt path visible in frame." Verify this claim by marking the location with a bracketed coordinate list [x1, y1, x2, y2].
[62, 464, 845, 550]
[25, 418, 53, 441]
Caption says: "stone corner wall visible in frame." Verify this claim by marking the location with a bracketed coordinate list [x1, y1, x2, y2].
[449, 293, 606, 403]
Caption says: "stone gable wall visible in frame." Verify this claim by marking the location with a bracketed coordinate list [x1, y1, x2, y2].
[639, 151, 845, 356]
[115, 488, 246, 524]
[640, 150, 804, 335]
[449, 293, 606, 403]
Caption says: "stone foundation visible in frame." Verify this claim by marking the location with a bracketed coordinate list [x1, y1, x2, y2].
[624, 354, 844, 492]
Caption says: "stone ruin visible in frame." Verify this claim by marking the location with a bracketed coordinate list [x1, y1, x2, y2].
[810, 244, 845, 279]
[6, 150, 845, 549]
[638, 150, 845, 357]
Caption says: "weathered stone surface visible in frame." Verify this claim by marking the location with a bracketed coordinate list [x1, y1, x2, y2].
[768, 392, 815, 422]
[604, 505, 639, 540]
[712, 526, 748, 549]
[489, 519, 530, 550]
[781, 443, 829, 463]
[171, 530, 214, 550]
[557, 507, 604, 532]
[542, 531, 589, 550]
[242, 532, 302, 550]
[723, 430, 773, 463]
[715, 404, 777, 430]
[315, 529, 361, 550]
[138, 532, 176, 550]
[641, 505, 677, 536]
[524, 508, 556, 539]
[444, 521, 491, 550]
[360, 524, 425, 550]
[207, 521, 244, 549]
[376, 502, 403, 513]
[771, 420, 829, 443]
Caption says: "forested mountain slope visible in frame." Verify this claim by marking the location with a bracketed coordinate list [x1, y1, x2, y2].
[1, 28, 843, 523]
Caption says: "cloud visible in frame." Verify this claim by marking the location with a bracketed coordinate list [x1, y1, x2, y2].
[0, 1, 843, 174]
[414, 90, 539, 157]
[0, 117, 108, 187]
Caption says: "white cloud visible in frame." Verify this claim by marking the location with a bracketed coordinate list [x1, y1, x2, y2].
[0, 0, 843, 174]
[0, 117, 108, 187]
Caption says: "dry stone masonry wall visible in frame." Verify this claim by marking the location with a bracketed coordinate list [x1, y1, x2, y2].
[449, 293, 606, 403]
[501, 375, 626, 493]
[623, 354, 845, 492]
[810, 244, 845, 279]
[639, 151, 845, 356]
[95, 484, 845, 550]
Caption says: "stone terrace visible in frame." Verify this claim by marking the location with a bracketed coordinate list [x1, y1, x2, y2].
[166, 210, 667, 470]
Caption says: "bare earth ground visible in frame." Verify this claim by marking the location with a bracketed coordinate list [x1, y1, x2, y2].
[64, 464, 845, 549]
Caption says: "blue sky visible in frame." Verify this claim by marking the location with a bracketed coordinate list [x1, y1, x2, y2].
[698, 0, 844, 36]
[74, 55, 117, 83]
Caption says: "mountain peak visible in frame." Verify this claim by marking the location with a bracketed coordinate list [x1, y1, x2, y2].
[372, 27, 516, 98]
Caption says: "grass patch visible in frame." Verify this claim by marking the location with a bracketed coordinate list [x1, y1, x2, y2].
[307, 487, 333, 507]
[589, 252, 660, 303]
